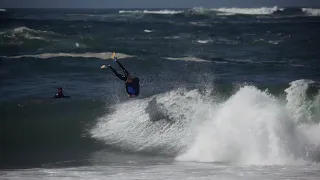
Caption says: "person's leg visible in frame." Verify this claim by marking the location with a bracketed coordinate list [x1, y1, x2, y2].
[115, 60, 129, 78]
[109, 65, 126, 81]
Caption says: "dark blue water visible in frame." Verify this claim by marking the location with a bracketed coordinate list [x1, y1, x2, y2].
[1, 7, 320, 169]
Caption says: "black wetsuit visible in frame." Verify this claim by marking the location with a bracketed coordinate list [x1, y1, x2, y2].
[109, 60, 140, 97]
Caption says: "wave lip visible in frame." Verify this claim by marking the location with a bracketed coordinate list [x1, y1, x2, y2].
[212, 6, 280, 15]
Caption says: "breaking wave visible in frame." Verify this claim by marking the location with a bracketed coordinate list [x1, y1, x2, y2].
[91, 79, 320, 165]
[302, 8, 320, 16]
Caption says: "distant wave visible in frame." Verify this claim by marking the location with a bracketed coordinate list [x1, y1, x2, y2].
[184, 6, 282, 16]
[144, 29, 153, 33]
[118, 7, 320, 17]
[0, 8, 6, 12]
[117, 7, 287, 17]
[12, 27, 53, 34]
[302, 8, 320, 16]
[141, 10, 183, 15]
[118, 10, 141, 14]
[197, 40, 212, 44]
[212, 6, 280, 15]
[2, 52, 134, 60]
[119, 9, 183, 15]
[2, 26, 60, 42]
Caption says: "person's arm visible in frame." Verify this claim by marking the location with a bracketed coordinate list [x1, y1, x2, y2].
[110, 65, 127, 81]
[101, 65, 126, 81]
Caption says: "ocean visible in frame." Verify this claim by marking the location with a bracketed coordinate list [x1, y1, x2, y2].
[1, 6, 320, 179]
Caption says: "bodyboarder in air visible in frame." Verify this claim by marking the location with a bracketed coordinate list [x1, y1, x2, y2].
[101, 52, 140, 98]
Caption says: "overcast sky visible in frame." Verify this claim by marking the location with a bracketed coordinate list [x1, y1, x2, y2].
[1, 0, 319, 8]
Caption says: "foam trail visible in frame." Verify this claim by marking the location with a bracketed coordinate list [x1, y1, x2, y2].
[213, 6, 279, 15]
[2, 52, 134, 60]
[164, 57, 210, 62]
[189, 22, 211, 27]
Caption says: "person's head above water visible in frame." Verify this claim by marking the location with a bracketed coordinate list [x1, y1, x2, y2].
[57, 87, 63, 93]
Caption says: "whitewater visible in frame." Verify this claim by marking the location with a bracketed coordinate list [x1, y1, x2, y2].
[91, 79, 320, 165]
